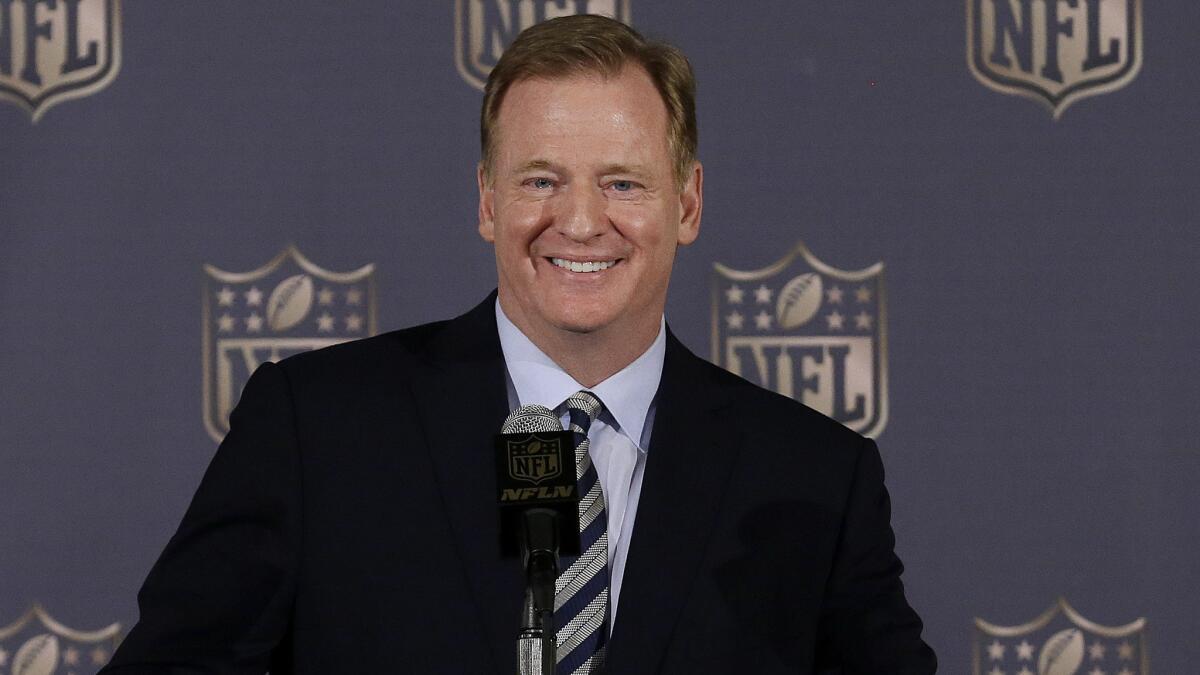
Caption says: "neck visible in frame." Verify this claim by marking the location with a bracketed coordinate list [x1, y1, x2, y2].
[499, 298, 661, 388]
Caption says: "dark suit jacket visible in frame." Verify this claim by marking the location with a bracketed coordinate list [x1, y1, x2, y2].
[104, 294, 936, 674]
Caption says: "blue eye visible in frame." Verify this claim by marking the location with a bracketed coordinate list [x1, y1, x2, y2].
[531, 177, 554, 189]
[611, 181, 633, 192]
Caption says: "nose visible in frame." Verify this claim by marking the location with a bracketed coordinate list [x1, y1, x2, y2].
[556, 184, 610, 242]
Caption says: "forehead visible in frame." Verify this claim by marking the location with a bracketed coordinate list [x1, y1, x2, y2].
[492, 67, 671, 168]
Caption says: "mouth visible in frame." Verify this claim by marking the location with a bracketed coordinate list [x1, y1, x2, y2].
[548, 257, 621, 273]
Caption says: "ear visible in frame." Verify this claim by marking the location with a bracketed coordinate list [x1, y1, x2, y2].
[676, 161, 703, 246]
[477, 162, 496, 243]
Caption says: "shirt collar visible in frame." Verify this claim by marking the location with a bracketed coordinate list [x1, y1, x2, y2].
[495, 299, 665, 451]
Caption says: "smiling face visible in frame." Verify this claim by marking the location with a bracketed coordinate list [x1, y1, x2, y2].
[478, 65, 702, 355]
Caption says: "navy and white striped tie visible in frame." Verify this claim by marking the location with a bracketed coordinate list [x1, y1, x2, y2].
[555, 390, 609, 674]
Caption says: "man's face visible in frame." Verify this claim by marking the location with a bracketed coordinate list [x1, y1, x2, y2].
[478, 66, 702, 346]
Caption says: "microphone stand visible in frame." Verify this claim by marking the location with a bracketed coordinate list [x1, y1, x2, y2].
[518, 508, 558, 675]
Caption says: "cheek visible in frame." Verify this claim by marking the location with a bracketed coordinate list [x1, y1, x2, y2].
[496, 212, 552, 274]
[612, 206, 675, 252]
[497, 200, 551, 242]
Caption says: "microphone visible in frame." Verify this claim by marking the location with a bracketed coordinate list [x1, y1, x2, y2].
[496, 405, 580, 675]
[495, 405, 582, 558]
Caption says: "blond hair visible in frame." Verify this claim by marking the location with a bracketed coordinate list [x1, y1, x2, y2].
[480, 14, 697, 188]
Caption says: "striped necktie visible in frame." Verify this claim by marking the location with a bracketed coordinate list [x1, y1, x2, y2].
[555, 390, 609, 674]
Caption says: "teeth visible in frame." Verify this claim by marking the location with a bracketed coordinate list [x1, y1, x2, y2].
[551, 258, 616, 273]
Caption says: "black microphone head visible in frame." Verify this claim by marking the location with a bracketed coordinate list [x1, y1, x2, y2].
[496, 404, 579, 558]
[501, 404, 562, 434]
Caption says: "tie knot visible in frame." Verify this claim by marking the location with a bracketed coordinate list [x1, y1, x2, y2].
[564, 390, 603, 436]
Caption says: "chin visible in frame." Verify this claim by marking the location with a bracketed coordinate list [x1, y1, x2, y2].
[549, 313, 614, 335]
[538, 293, 620, 332]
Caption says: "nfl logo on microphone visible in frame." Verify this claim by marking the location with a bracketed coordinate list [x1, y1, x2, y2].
[507, 436, 564, 485]
[712, 242, 887, 438]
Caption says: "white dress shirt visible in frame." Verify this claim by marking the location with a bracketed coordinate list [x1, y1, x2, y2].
[495, 301, 664, 626]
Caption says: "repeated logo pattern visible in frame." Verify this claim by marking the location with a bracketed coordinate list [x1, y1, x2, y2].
[712, 242, 887, 438]
[202, 246, 377, 442]
[454, 0, 633, 90]
[973, 598, 1148, 675]
[967, 0, 1142, 118]
[0, 0, 121, 121]
[0, 604, 120, 674]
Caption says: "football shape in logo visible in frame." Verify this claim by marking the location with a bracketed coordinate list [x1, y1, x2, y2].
[1038, 628, 1084, 675]
[266, 274, 315, 331]
[13, 633, 59, 675]
[776, 272, 824, 329]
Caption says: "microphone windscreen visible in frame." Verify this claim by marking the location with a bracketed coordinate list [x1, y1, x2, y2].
[501, 404, 562, 434]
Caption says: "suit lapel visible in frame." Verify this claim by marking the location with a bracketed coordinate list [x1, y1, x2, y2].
[410, 306, 737, 673]
[608, 332, 740, 674]
[408, 293, 519, 674]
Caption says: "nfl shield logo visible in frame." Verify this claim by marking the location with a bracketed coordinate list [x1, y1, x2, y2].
[454, 0, 633, 90]
[973, 597, 1148, 675]
[712, 242, 888, 438]
[0, 0, 122, 122]
[507, 435, 563, 485]
[202, 246, 377, 442]
[0, 603, 121, 671]
[967, 0, 1142, 118]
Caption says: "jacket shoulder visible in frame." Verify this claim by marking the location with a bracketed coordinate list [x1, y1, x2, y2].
[270, 318, 452, 391]
[689, 351, 866, 450]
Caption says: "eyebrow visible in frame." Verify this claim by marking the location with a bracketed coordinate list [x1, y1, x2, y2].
[598, 163, 651, 178]
[510, 160, 653, 178]
[514, 159, 559, 174]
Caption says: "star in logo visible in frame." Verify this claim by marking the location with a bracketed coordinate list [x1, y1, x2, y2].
[854, 311, 872, 330]
[725, 310, 744, 330]
[1088, 640, 1106, 660]
[345, 314, 363, 332]
[724, 284, 744, 304]
[245, 313, 264, 333]
[64, 646, 80, 665]
[245, 286, 263, 306]
[317, 286, 335, 305]
[1087, 667, 1104, 675]
[754, 284, 772, 304]
[216, 286, 235, 307]
[987, 667, 1003, 675]
[91, 646, 110, 665]
[1116, 668, 1134, 675]
[316, 312, 335, 332]
[217, 314, 235, 332]
[346, 288, 363, 305]
[855, 285, 872, 303]
[1116, 641, 1133, 660]
[754, 310, 772, 330]
[826, 310, 845, 331]
[1016, 640, 1034, 660]
[826, 285, 843, 304]
[987, 639, 1005, 660]
[1017, 668, 1033, 675]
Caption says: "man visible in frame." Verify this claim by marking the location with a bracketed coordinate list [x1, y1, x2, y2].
[104, 15, 936, 674]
